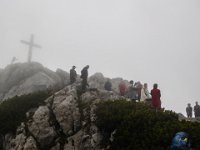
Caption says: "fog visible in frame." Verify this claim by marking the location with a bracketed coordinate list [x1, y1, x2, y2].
[1, 0, 200, 115]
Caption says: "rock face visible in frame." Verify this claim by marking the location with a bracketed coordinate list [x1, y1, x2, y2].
[3, 84, 120, 150]
[88, 72, 129, 94]
[0, 68, 2, 75]
[0, 62, 69, 101]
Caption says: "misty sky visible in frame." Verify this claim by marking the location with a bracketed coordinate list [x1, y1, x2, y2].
[0, 0, 200, 115]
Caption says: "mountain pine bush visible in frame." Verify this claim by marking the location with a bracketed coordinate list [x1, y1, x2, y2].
[96, 100, 200, 150]
[0, 91, 50, 135]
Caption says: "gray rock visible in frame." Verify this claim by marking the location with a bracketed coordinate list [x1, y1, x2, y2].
[89, 72, 106, 89]
[0, 62, 67, 101]
[10, 133, 26, 150]
[52, 88, 81, 134]
[23, 136, 38, 150]
[56, 68, 70, 86]
[50, 143, 60, 150]
[3, 133, 14, 150]
[27, 106, 56, 149]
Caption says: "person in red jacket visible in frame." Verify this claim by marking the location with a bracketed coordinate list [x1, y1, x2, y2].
[151, 83, 161, 110]
[118, 81, 127, 96]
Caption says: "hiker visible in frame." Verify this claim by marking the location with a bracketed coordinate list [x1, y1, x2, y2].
[150, 83, 161, 110]
[135, 81, 142, 101]
[140, 83, 151, 102]
[70, 66, 77, 84]
[104, 79, 112, 91]
[171, 132, 191, 150]
[80, 65, 89, 92]
[118, 80, 127, 96]
[194, 101, 200, 118]
[127, 80, 138, 101]
[186, 103, 192, 118]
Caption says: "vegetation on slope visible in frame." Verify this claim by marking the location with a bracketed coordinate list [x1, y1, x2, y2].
[96, 100, 200, 150]
[0, 91, 50, 135]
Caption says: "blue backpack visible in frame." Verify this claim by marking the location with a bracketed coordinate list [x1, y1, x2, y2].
[171, 132, 190, 149]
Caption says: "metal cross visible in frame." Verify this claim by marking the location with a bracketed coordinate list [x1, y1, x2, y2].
[21, 34, 42, 63]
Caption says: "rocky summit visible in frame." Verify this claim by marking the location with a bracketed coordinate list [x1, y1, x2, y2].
[0, 63, 127, 150]
[0, 62, 69, 101]
[3, 84, 120, 150]
[2, 63, 200, 150]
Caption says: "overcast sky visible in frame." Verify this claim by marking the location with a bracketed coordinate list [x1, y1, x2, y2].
[0, 0, 200, 116]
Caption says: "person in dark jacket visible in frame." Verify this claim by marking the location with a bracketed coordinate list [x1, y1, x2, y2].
[194, 102, 200, 118]
[186, 103, 192, 118]
[104, 79, 112, 91]
[70, 66, 77, 84]
[151, 83, 161, 110]
[80, 65, 89, 92]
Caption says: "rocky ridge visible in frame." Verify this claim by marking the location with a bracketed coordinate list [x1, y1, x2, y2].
[3, 83, 120, 150]
[1, 64, 200, 150]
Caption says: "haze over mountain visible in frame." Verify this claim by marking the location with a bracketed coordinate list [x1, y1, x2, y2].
[1, 0, 200, 116]
[1, 65, 200, 150]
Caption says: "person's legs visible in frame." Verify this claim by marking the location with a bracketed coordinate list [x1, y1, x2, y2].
[82, 78, 87, 92]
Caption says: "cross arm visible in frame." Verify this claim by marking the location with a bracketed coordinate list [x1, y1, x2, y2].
[20, 40, 42, 48]
[20, 40, 30, 45]
[33, 44, 42, 48]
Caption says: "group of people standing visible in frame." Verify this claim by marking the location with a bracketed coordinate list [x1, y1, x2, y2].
[70, 65, 162, 110]
[186, 102, 200, 119]
[69, 65, 89, 92]
[104, 79, 162, 110]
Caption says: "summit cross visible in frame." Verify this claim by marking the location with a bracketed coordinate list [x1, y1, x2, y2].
[21, 34, 42, 63]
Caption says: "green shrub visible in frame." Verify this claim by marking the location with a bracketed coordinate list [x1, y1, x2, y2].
[0, 91, 50, 135]
[96, 100, 200, 150]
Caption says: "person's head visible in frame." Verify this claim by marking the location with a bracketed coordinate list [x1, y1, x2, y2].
[72, 66, 76, 69]
[144, 83, 148, 88]
[188, 103, 191, 107]
[130, 80, 134, 84]
[86, 65, 89, 68]
[196, 101, 198, 105]
[153, 83, 158, 89]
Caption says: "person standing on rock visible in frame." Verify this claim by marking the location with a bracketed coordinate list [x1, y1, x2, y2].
[186, 103, 192, 118]
[140, 83, 151, 103]
[104, 79, 112, 91]
[127, 80, 137, 101]
[135, 81, 142, 101]
[151, 83, 161, 110]
[80, 65, 89, 92]
[118, 80, 127, 96]
[194, 101, 200, 118]
[70, 66, 77, 84]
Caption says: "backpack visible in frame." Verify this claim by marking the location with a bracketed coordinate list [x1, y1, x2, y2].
[171, 132, 190, 149]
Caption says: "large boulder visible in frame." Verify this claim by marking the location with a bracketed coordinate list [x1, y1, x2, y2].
[27, 106, 56, 149]
[56, 68, 70, 86]
[0, 62, 69, 100]
[88, 72, 106, 89]
[88, 73, 129, 94]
